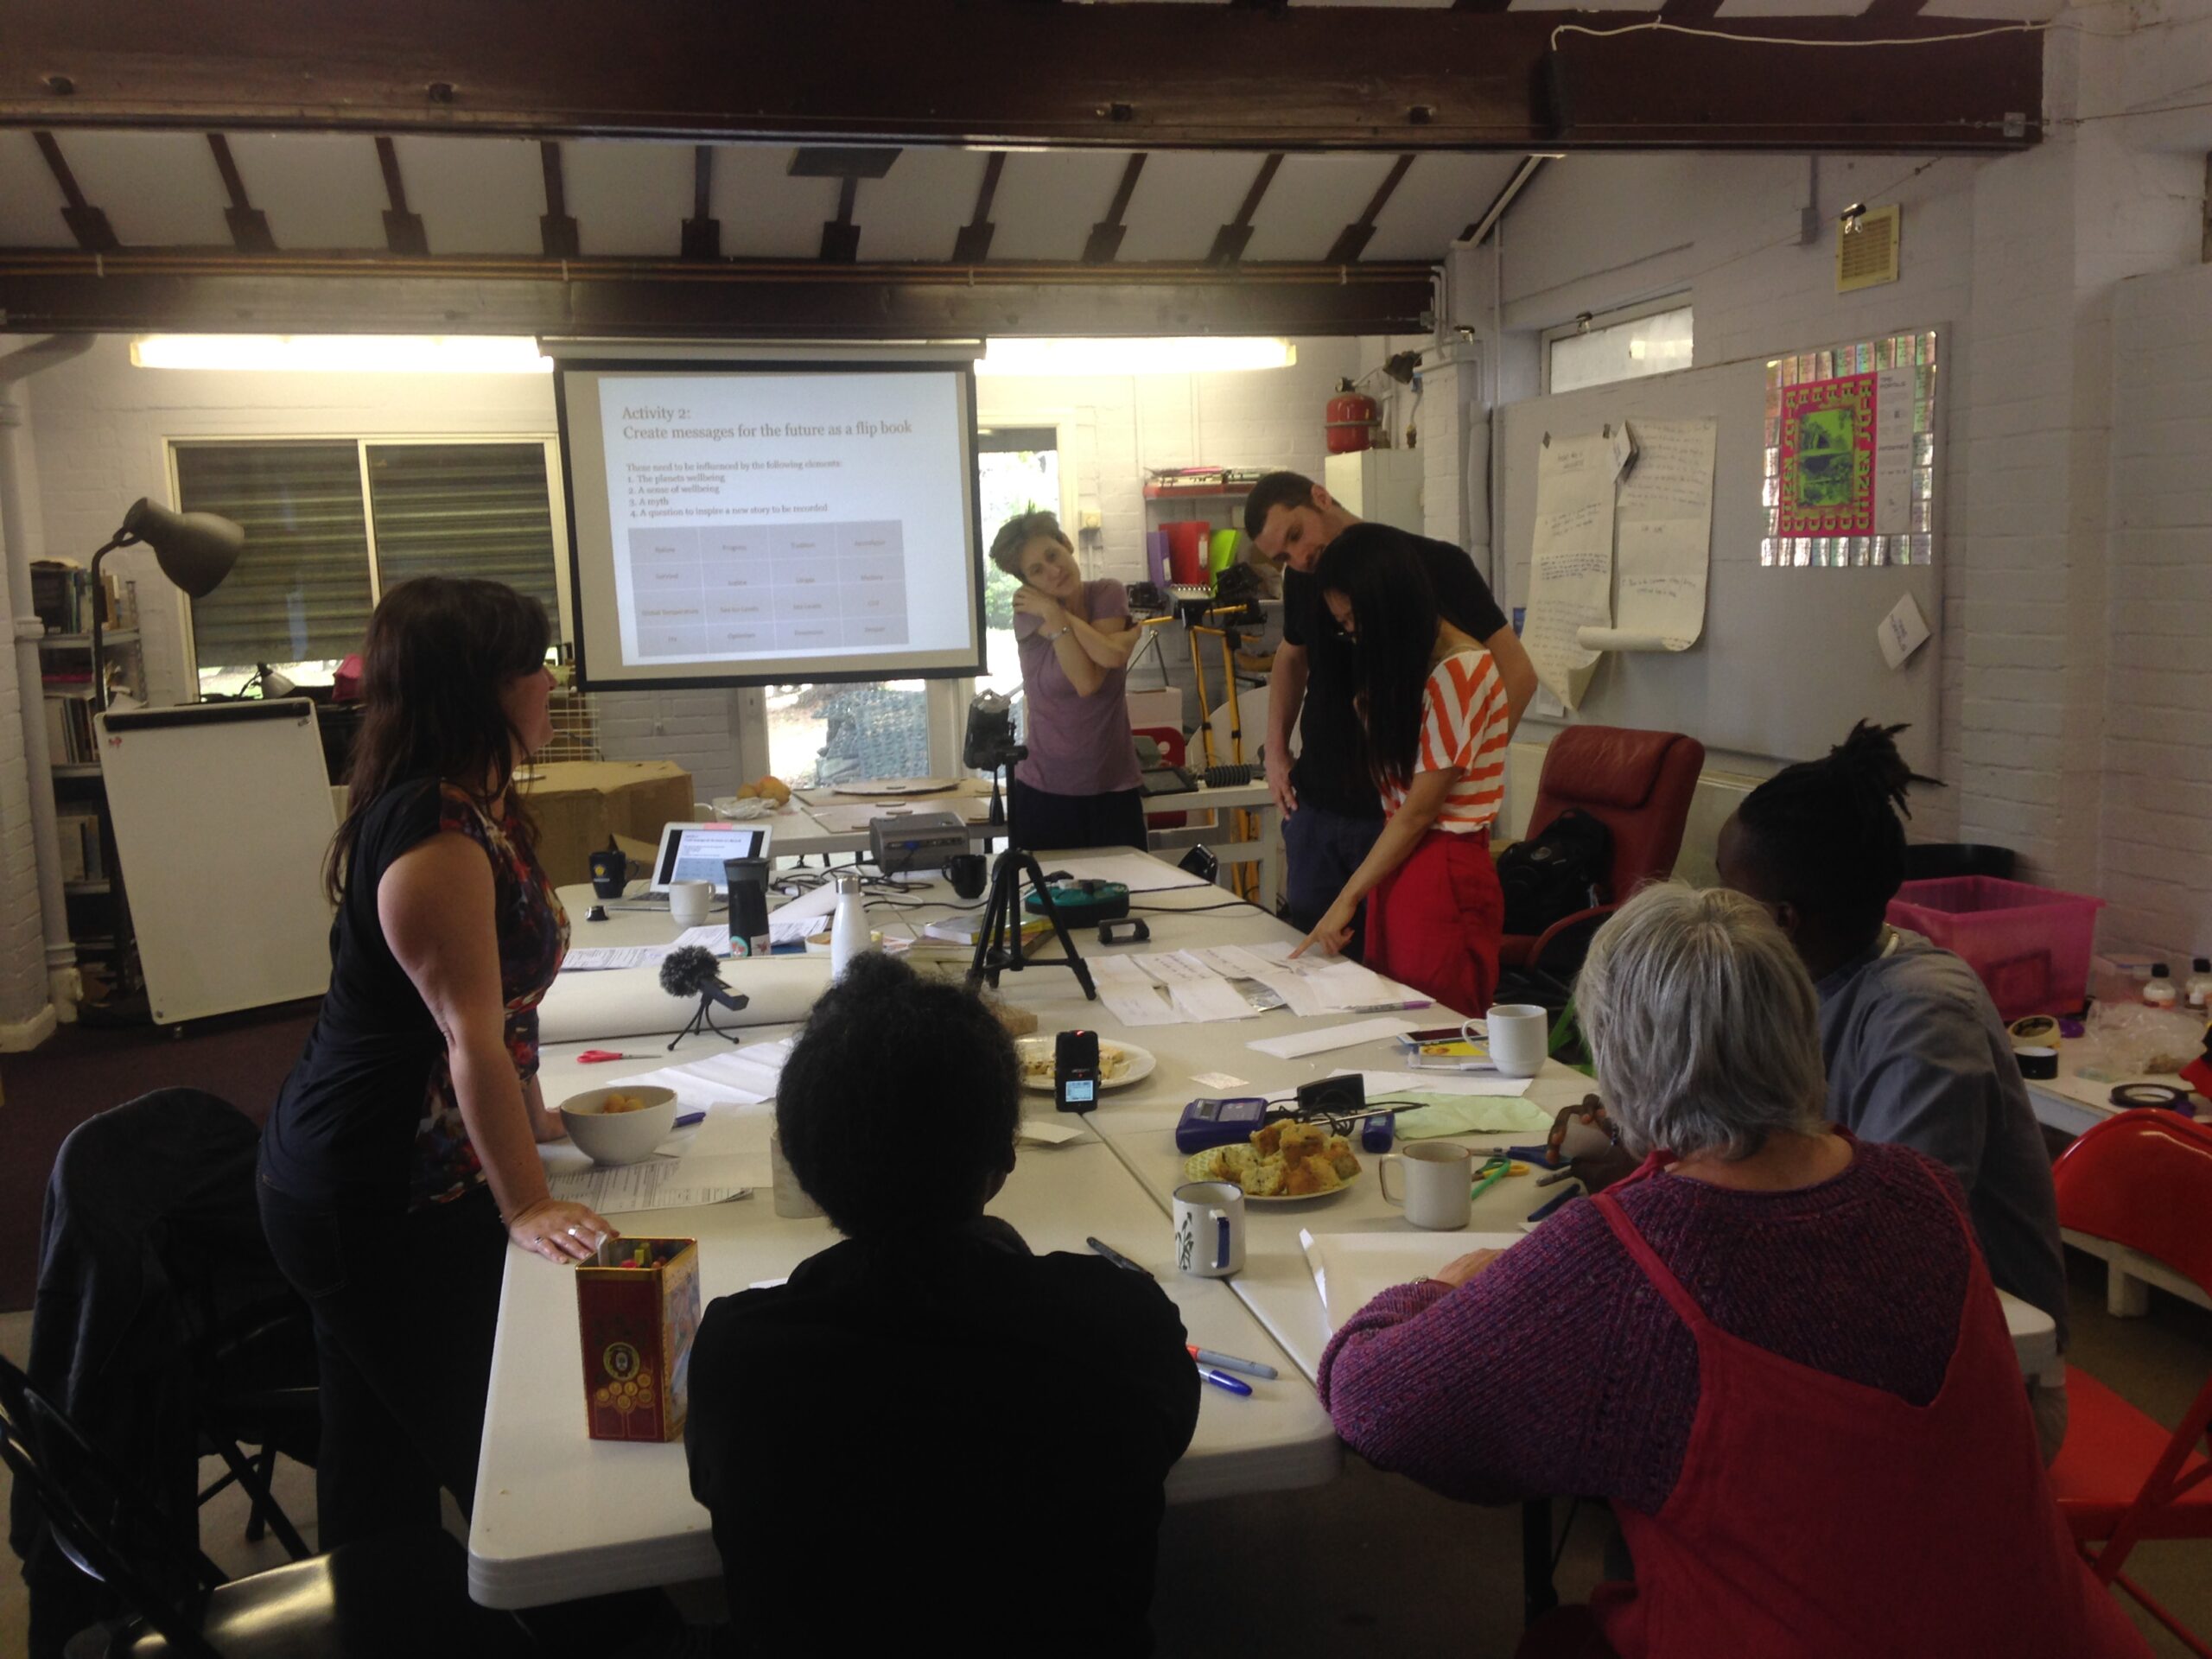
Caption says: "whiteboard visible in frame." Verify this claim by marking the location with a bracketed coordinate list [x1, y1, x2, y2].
[98, 698, 337, 1026]
[1498, 349, 1941, 773]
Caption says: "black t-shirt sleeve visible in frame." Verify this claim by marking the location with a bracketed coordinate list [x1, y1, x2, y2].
[1281, 568, 1316, 650]
[1420, 537, 1508, 642]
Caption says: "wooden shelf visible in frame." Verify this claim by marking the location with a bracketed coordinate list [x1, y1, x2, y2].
[39, 630, 138, 646]
[53, 762, 102, 778]
[65, 880, 110, 895]
[1142, 482, 1255, 500]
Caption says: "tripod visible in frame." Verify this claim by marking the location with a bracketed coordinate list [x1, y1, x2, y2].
[966, 744, 1096, 1000]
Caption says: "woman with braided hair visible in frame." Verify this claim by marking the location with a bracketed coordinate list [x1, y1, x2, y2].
[1716, 720, 2069, 1459]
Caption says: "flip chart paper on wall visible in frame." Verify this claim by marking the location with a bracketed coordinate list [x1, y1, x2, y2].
[1522, 430, 1618, 709]
[1575, 416, 1716, 655]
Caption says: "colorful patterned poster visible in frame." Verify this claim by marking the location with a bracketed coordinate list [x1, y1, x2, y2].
[1776, 371, 1877, 536]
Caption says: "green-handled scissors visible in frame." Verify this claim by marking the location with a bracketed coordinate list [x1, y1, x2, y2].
[1472, 1154, 1528, 1200]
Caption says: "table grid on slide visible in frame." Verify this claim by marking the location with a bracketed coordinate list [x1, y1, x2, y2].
[628, 521, 909, 658]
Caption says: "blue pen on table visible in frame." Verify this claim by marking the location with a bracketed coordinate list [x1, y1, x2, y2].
[1195, 1363, 1252, 1397]
[673, 1110, 706, 1128]
[1527, 1183, 1583, 1224]
[1187, 1344, 1278, 1381]
[1086, 1236, 1154, 1279]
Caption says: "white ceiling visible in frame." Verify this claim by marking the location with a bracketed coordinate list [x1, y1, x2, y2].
[0, 130, 1535, 264]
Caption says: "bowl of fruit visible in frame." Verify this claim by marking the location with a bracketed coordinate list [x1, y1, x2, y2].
[557, 1084, 679, 1166]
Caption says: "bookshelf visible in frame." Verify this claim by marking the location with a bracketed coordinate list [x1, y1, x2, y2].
[34, 562, 143, 1006]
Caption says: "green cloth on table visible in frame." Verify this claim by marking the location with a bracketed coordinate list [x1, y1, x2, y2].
[1388, 1096, 1555, 1139]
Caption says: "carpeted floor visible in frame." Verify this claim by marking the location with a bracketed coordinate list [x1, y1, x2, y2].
[0, 1002, 319, 1311]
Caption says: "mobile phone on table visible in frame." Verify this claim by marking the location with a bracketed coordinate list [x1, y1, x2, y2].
[1056, 1030, 1101, 1114]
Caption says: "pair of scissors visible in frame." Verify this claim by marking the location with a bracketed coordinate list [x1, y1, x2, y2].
[1472, 1154, 1529, 1199]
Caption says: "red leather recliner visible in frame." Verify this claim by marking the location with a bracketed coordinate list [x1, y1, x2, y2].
[1497, 725, 1706, 974]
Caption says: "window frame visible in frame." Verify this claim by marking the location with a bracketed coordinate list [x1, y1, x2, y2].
[168, 432, 573, 689]
[1539, 296, 1695, 396]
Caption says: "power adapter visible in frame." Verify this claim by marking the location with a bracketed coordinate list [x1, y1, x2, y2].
[1294, 1074, 1366, 1119]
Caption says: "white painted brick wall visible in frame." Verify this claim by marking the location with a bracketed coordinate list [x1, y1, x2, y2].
[2099, 257, 2212, 962]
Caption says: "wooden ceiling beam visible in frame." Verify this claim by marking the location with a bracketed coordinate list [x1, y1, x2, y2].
[821, 176, 861, 263]
[1326, 154, 1414, 264]
[1208, 152, 1282, 266]
[538, 139, 579, 257]
[951, 152, 1005, 264]
[374, 135, 428, 254]
[29, 130, 118, 251]
[0, 1, 2044, 154]
[0, 251, 1439, 339]
[1082, 153, 1147, 264]
[206, 132, 276, 251]
[682, 144, 719, 260]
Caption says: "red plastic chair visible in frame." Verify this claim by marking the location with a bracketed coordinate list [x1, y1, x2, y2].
[1134, 724, 1193, 831]
[2048, 1109, 2212, 1655]
[1497, 726, 1706, 976]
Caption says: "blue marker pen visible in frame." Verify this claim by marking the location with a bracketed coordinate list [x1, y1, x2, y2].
[1196, 1363, 1252, 1397]
[1527, 1183, 1583, 1224]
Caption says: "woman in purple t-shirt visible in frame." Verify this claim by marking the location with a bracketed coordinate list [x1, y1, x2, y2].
[988, 510, 1146, 851]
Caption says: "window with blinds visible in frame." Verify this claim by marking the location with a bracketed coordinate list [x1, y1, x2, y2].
[367, 443, 561, 632]
[175, 437, 566, 684]
[175, 441, 373, 673]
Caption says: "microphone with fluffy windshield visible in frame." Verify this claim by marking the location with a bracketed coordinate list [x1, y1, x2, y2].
[658, 944, 748, 1051]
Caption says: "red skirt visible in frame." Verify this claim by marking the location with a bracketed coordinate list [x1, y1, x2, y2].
[1364, 829, 1503, 1020]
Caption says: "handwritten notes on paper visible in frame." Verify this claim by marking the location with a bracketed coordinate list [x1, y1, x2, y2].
[1577, 417, 1716, 656]
[1523, 431, 1620, 710]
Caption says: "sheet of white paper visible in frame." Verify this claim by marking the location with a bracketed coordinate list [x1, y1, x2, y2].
[767, 912, 830, 946]
[1523, 430, 1618, 710]
[1046, 853, 1213, 893]
[1131, 951, 1211, 986]
[1579, 416, 1716, 655]
[1878, 591, 1930, 669]
[556, 1041, 793, 1116]
[562, 925, 734, 973]
[1190, 1071, 1251, 1090]
[1330, 1068, 1535, 1100]
[546, 1154, 765, 1215]
[769, 884, 842, 925]
[1204, 944, 1288, 981]
[1168, 976, 1259, 1023]
[1099, 984, 1184, 1027]
[1087, 954, 1154, 984]
[1307, 959, 1431, 1011]
[1248, 1017, 1420, 1059]
[1875, 365, 1913, 535]
[1301, 1229, 1528, 1334]
[1015, 1118, 1088, 1147]
[1251, 970, 1331, 1019]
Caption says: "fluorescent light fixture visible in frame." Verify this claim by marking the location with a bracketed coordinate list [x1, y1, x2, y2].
[977, 337, 1296, 378]
[130, 334, 553, 374]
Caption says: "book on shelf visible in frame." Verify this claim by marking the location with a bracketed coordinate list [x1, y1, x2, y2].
[54, 811, 103, 885]
[44, 690, 99, 766]
[30, 562, 137, 636]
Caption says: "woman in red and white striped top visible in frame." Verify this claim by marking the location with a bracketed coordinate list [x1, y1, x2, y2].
[1290, 533, 1510, 1017]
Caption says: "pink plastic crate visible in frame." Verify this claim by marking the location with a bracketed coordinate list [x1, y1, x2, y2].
[1885, 876, 2105, 1022]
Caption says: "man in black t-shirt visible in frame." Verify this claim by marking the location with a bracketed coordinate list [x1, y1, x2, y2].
[1247, 471, 1535, 952]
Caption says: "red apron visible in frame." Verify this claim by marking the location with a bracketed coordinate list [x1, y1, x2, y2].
[1586, 1152, 2148, 1659]
[1363, 829, 1502, 1020]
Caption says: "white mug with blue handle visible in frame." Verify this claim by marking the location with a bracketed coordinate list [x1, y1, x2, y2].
[1173, 1180, 1246, 1278]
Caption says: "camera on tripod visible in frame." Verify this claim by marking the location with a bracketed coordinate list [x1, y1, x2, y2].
[963, 690, 1026, 771]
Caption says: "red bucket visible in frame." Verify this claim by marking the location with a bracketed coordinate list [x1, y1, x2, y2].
[1164, 521, 1210, 585]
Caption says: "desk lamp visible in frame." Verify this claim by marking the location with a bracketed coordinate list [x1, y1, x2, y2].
[87, 497, 244, 712]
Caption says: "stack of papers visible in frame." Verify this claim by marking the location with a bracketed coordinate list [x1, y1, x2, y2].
[562, 924, 735, 974]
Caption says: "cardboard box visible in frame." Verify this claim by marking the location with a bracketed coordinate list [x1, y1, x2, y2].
[575, 1236, 702, 1443]
[520, 760, 696, 888]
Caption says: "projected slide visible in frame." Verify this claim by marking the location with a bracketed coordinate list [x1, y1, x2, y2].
[560, 361, 983, 689]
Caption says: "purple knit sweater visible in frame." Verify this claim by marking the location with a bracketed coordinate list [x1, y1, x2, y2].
[1317, 1138, 1974, 1515]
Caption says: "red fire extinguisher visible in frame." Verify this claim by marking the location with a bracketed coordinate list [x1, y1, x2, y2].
[1325, 378, 1378, 454]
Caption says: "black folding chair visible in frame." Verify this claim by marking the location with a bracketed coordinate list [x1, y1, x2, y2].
[0, 1353, 532, 1659]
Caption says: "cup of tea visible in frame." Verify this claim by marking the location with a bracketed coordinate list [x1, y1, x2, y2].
[1173, 1180, 1246, 1278]
[1380, 1141, 1474, 1230]
[945, 853, 988, 900]
[669, 880, 714, 927]
[588, 848, 627, 899]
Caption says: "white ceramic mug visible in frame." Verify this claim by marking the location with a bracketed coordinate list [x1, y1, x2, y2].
[1486, 1003, 1550, 1078]
[1380, 1141, 1475, 1230]
[669, 880, 714, 927]
[1173, 1180, 1246, 1278]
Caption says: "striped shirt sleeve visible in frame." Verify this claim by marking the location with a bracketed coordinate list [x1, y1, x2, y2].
[1410, 650, 1509, 834]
